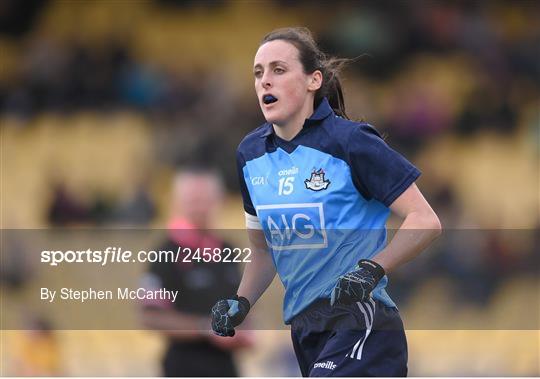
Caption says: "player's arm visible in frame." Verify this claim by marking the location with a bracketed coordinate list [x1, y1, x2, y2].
[371, 182, 441, 273]
[237, 228, 276, 305]
[331, 126, 441, 306]
[211, 149, 277, 336]
[211, 224, 276, 337]
[234, 151, 276, 303]
[331, 183, 441, 306]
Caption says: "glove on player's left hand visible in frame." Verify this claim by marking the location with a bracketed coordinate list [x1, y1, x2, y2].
[211, 295, 250, 337]
[330, 259, 385, 306]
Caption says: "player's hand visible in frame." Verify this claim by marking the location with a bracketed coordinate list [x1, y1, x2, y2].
[330, 259, 385, 306]
[211, 295, 250, 337]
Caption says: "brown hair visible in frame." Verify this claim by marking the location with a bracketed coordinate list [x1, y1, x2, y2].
[261, 27, 352, 119]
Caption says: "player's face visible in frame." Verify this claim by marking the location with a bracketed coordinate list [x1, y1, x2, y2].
[253, 40, 319, 127]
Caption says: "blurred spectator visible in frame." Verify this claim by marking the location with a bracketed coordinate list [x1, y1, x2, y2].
[140, 167, 253, 377]
[112, 182, 156, 226]
[0, 231, 32, 289]
[10, 317, 62, 376]
[47, 182, 90, 226]
[0, 0, 47, 37]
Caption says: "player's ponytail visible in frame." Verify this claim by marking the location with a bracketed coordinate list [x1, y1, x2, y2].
[261, 27, 352, 119]
[318, 57, 350, 119]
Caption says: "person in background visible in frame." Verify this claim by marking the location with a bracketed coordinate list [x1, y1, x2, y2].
[141, 166, 252, 377]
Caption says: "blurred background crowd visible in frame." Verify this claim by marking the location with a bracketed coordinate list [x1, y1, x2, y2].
[1, 0, 538, 376]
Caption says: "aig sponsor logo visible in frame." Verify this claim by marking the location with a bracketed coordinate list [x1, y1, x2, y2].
[256, 203, 327, 250]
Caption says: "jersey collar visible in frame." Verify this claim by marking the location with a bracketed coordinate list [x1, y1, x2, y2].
[260, 97, 334, 138]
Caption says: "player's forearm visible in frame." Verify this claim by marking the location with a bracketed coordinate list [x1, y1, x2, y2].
[237, 253, 276, 306]
[237, 229, 276, 306]
[372, 210, 441, 274]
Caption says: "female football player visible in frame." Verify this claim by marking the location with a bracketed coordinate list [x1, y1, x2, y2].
[211, 27, 441, 377]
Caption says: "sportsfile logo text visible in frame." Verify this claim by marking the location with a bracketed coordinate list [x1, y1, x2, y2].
[40, 246, 252, 266]
[256, 203, 327, 250]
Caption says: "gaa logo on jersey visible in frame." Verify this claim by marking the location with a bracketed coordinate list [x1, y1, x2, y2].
[256, 203, 327, 250]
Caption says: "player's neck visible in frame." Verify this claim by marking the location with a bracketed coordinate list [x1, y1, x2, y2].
[273, 101, 314, 141]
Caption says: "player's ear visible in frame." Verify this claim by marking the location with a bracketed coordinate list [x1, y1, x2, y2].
[307, 70, 322, 92]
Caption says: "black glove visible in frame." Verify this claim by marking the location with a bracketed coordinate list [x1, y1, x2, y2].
[211, 295, 250, 337]
[330, 259, 385, 306]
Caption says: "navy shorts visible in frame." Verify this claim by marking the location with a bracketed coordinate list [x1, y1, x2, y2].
[290, 298, 408, 377]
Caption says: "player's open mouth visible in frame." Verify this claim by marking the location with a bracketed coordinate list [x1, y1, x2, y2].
[262, 94, 278, 105]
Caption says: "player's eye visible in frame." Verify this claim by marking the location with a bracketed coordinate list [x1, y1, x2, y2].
[254, 70, 262, 78]
[274, 67, 285, 74]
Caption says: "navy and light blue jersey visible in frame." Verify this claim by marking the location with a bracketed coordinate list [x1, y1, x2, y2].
[237, 98, 420, 323]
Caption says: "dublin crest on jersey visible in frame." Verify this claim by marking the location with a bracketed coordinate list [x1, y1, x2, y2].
[305, 169, 331, 191]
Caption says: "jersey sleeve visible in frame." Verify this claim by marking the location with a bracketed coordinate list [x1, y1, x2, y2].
[236, 149, 257, 216]
[348, 124, 421, 207]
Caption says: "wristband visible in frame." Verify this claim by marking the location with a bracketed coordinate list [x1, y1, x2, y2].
[357, 259, 385, 280]
[235, 295, 251, 313]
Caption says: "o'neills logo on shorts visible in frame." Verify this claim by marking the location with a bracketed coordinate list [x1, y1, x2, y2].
[313, 361, 337, 370]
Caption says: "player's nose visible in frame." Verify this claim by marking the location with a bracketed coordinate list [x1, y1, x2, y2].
[261, 72, 272, 89]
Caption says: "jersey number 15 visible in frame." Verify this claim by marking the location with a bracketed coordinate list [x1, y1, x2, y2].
[278, 177, 295, 196]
